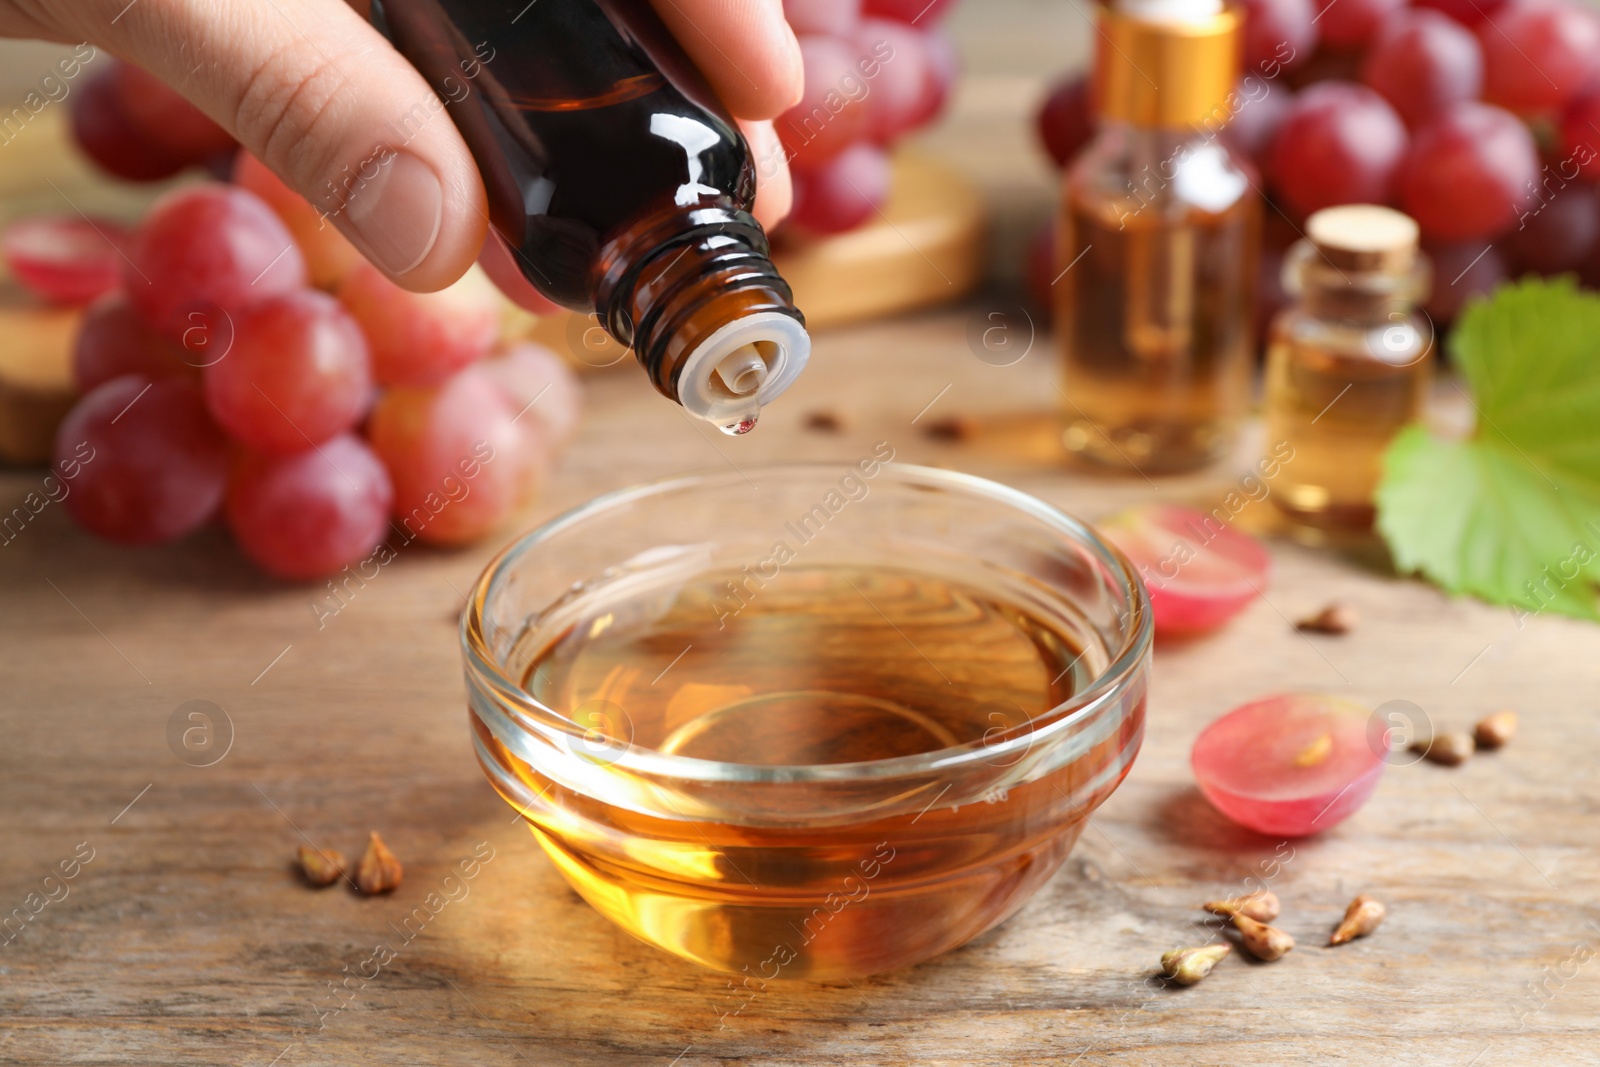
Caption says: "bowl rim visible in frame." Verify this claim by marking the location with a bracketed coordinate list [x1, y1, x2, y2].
[460, 461, 1152, 784]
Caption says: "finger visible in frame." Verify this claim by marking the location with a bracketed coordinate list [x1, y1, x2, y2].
[55, 0, 486, 292]
[739, 119, 793, 229]
[477, 230, 566, 316]
[649, 0, 803, 119]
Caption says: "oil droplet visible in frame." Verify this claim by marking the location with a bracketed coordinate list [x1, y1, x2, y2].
[719, 412, 759, 436]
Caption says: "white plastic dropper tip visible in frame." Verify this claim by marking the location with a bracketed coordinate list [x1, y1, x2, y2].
[714, 344, 769, 397]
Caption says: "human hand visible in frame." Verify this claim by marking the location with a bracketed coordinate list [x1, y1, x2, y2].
[0, 0, 802, 306]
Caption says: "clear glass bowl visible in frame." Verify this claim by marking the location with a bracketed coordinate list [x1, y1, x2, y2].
[461, 462, 1151, 979]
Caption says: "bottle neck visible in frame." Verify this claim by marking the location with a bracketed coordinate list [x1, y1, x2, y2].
[1284, 239, 1430, 327]
[593, 201, 809, 428]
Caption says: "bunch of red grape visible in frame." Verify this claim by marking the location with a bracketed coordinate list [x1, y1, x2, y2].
[69, 57, 239, 182]
[7, 159, 580, 581]
[1033, 0, 1600, 325]
[776, 0, 960, 235]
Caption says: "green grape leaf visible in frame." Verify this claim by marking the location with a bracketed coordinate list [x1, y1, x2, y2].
[1375, 278, 1600, 622]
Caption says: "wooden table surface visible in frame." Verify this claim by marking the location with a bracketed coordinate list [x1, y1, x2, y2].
[3, 7, 1599, 1065]
[4, 307, 1599, 1066]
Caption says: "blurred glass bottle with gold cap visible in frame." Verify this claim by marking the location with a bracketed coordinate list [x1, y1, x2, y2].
[1056, 0, 1258, 473]
[1265, 204, 1433, 530]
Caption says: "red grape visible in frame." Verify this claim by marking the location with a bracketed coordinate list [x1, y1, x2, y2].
[367, 366, 545, 545]
[863, 0, 955, 23]
[69, 66, 185, 182]
[787, 141, 891, 234]
[1479, 0, 1600, 114]
[122, 184, 307, 342]
[1097, 504, 1271, 636]
[1505, 181, 1600, 274]
[1192, 694, 1386, 837]
[1422, 239, 1508, 321]
[1222, 80, 1294, 167]
[856, 17, 938, 143]
[1400, 102, 1540, 240]
[479, 342, 585, 448]
[73, 294, 197, 391]
[1238, 0, 1318, 75]
[113, 61, 236, 163]
[1315, 0, 1405, 49]
[203, 290, 373, 454]
[232, 153, 363, 290]
[1560, 81, 1600, 180]
[1414, 0, 1508, 25]
[337, 261, 501, 388]
[778, 36, 872, 170]
[1, 216, 126, 306]
[783, 0, 861, 35]
[1037, 74, 1095, 169]
[226, 433, 394, 580]
[55, 375, 229, 545]
[1361, 9, 1484, 128]
[1268, 82, 1409, 217]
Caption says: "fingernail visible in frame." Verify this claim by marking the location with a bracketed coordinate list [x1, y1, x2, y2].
[344, 150, 442, 276]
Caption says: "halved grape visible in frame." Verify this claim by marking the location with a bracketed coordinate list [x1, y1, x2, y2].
[203, 290, 373, 454]
[226, 434, 394, 580]
[478, 342, 585, 448]
[73, 294, 197, 391]
[69, 66, 186, 182]
[1480, 0, 1600, 114]
[1, 216, 126, 306]
[113, 61, 237, 163]
[337, 262, 501, 388]
[366, 366, 546, 545]
[1036, 74, 1095, 169]
[1267, 82, 1408, 217]
[1192, 693, 1386, 836]
[778, 36, 872, 170]
[123, 184, 307, 341]
[232, 153, 363, 290]
[1400, 102, 1540, 241]
[787, 142, 891, 234]
[1097, 504, 1271, 636]
[1361, 9, 1484, 128]
[56, 375, 229, 545]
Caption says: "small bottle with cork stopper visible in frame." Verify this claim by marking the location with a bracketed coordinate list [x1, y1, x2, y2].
[369, 0, 809, 435]
[1264, 204, 1434, 529]
[1057, 0, 1259, 473]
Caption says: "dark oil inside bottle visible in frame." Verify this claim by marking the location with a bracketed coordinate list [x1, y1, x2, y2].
[373, 0, 754, 307]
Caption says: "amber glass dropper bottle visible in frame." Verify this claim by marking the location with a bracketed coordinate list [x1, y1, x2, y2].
[1264, 205, 1433, 530]
[370, 0, 809, 434]
[1057, 0, 1259, 472]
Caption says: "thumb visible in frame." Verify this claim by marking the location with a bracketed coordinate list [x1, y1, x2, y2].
[59, 0, 486, 292]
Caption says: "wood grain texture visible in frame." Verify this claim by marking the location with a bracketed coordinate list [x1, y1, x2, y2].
[2, 309, 1599, 1066]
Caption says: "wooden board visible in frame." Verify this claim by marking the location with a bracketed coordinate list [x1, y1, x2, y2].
[1, 308, 1597, 1065]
